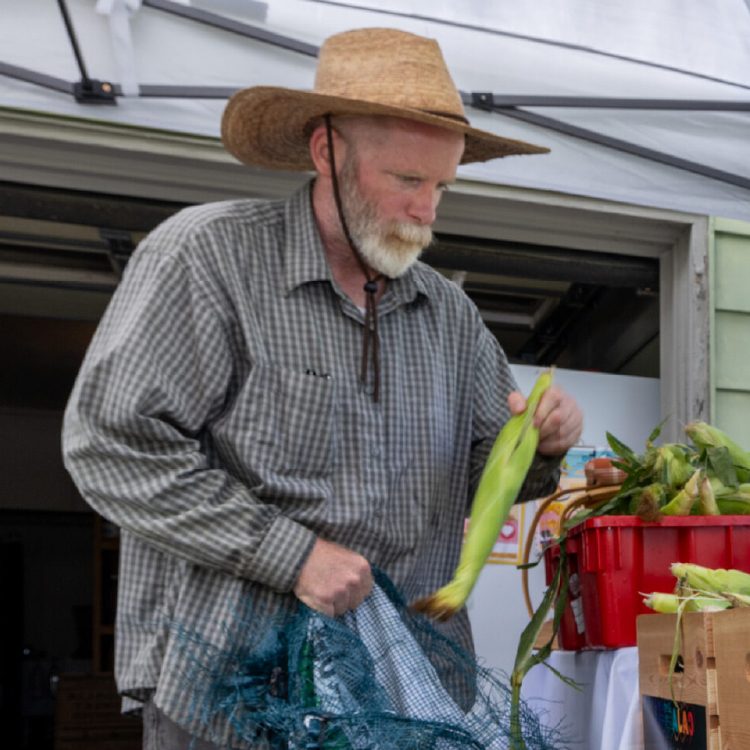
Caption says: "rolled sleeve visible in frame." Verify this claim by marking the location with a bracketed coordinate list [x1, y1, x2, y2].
[62, 232, 315, 592]
[468, 325, 561, 509]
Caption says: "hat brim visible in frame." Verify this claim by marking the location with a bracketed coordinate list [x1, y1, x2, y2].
[221, 86, 550, 171]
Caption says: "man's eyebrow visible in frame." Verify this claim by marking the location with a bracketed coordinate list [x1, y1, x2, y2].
[387, 170, 456, 186]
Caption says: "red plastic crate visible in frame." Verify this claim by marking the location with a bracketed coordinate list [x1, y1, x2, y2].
[543, 515, 750, 650]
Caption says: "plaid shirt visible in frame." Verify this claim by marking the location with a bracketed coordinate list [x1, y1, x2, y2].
[62, 183, 559, 735]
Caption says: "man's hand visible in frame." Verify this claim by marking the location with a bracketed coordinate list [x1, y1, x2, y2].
[508, 384, 583, 456]
[293, 538, 373, 617]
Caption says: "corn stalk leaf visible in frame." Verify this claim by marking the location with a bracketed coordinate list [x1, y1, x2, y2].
[647, 419, 666, 445]
[606, 432, 638, 463]
[509, 543, 573, 749]
[706, 446, 738, 488]
[540, 659, 580, 691]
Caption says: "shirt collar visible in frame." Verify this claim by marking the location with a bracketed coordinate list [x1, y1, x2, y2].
[283, 181, 332, 295]
[282, 180, 432, 307]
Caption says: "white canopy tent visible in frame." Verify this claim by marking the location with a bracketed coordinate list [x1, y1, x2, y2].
[1, 0, 749, 219]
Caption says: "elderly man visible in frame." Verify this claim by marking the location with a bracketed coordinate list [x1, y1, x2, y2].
[63, 27, 582, 748]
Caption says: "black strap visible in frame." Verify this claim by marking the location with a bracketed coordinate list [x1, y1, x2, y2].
[324, 115, 383, 402]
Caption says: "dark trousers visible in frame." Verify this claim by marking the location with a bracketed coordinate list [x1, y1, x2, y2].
[142, 699, 224, 749]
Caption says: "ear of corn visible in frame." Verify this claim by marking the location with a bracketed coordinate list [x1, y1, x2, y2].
[660, 469, 701, 516]
[670, 562, 750, 595]
[643, 592, 732, 613]
[686, 421, 750, 482]
[629, 483, 667, 521]
[696, 475, 720, 515]
[650, 444, 695, 489]
[717, 497, 750, 514]
[723, 592, 750, 607]
[411, 369, 554, 621]
[714, 484, 750, 514]
[643, 592, 681, 613]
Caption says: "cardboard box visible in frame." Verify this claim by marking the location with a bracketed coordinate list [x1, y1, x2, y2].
[637, 608, 750, 749]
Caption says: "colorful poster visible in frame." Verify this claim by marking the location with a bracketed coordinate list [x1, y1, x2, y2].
[469, 503, 527, 566]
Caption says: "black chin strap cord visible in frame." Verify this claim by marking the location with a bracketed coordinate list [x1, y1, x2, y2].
[324, 115, 382, 402]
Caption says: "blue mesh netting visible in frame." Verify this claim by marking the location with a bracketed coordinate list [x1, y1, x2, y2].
[173, 569, 569, 749]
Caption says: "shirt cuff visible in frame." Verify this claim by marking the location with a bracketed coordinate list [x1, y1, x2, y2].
[247, 514, 317, 593]
[517, 451, 564, 503]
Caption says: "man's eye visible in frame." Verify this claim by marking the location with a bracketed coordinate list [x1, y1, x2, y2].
[397, 175, 421, 186]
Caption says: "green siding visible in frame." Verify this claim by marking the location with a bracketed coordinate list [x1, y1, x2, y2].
[714, 311, 750, 390]
[712, 218, 750, 449]
[715, 234, 750, 313]
[715, 392, 750, 448]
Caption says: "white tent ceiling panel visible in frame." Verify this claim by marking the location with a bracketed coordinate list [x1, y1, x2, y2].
[318, 0, 750, 87]
[529, 109, 750, 177]
[461, 109, 750, 221]
[1, 0, 749, 220]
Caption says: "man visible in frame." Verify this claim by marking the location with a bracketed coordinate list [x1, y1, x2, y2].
[63, 27, 583, 748]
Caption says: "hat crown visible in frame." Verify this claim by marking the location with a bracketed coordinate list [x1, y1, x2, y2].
[314, 28, 466, 120]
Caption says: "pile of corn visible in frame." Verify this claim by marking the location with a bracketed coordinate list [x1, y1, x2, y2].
[644, 562, 750, 613]
[591, 421, 750, 521]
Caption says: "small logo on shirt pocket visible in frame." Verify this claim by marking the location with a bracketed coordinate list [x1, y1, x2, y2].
[305, 368, 332, 380]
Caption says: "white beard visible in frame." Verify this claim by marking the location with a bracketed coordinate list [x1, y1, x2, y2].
[357, 223, 431, 278]
[340, 159, 433, 279]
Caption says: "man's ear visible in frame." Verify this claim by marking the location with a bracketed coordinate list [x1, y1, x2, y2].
[309, 122, 346, 177]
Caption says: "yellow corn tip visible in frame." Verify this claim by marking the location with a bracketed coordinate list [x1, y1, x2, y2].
[660, 469, 702, 516]
[412, 370, 554, 620]
[643, 592, 680, 613]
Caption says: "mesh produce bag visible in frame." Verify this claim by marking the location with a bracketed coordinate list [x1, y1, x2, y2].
[174, 569, 568, 749]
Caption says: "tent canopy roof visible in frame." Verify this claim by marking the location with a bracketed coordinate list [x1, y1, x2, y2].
[2, 0, 749, 220]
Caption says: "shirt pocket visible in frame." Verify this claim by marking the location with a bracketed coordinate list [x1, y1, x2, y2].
[234, 362, 337, 479]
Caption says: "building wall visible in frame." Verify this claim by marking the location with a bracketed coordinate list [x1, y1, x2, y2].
[711, 217, 750, 447]
[0, 409, 87, 512]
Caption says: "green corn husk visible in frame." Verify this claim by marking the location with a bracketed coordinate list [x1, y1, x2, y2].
[670, 562, 750, 596]
[717, 497, 750, 514]
[722, 591, 750, 607]
[660, 469, 701, 516]
[709, 476, 736, 497]
[695, 475, 720, 515]
[643, 592, 681, 613]
[643, 592, 732, 613]
[652, 444, 695, 489]
[412, 369, 554, 621]
[686, 421, 750, 482]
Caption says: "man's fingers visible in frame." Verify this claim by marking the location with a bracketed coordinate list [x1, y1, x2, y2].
[507, 384, 583, 456]
[507, 391, 526, 415]
[532, 386, 562, 428]
[293, 538, 373, 616]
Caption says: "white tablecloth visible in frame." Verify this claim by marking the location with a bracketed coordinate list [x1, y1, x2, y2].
[521, 647, 643, 750]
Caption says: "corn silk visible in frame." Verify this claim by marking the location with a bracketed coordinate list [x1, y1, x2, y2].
[171, 568, 568, 749]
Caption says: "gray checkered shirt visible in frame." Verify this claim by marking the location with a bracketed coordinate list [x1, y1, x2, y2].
[62, 182, 559, 737]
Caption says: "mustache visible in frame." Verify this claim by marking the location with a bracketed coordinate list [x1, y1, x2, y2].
[384, 221, 433, 251]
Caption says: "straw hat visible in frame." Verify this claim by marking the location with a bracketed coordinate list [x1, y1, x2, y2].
[221, 27, 549, 170]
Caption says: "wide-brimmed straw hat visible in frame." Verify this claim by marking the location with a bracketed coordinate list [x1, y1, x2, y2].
[221, 27, 549, 170]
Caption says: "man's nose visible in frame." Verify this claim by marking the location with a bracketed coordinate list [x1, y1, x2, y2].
[408, 186, 441, 226]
